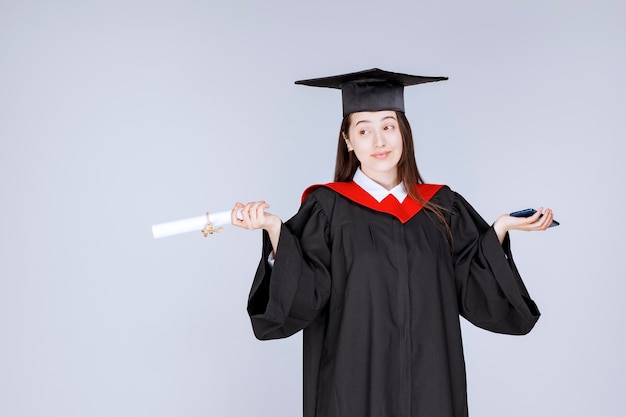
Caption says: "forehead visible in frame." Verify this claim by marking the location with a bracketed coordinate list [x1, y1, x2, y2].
[350, 110, 398, 125]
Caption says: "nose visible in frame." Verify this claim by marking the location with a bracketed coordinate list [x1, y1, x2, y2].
[373, 129, 386, 147]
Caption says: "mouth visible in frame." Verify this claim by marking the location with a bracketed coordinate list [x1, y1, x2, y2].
[372, 151, 391, 160]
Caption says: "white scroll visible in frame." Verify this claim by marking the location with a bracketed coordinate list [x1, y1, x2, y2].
[152, 210, 232, 239]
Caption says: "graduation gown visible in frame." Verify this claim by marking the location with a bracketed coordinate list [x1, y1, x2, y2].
[247, 183, 540, 417]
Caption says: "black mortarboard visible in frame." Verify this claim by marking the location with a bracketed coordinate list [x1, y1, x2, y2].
[295, 68, 447, 116]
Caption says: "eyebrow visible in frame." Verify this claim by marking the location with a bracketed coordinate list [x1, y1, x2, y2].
[354, 115, 397, 126]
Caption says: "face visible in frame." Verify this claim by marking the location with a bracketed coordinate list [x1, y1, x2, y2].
[345, 110, 403, 188]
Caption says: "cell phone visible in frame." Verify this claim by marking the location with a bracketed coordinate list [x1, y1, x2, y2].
[510, 208, 560, 227]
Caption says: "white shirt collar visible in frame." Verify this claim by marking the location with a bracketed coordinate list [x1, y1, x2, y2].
[352, 168, 408, 203]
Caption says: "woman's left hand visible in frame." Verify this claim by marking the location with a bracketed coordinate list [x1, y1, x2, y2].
[493, 207, 554, 243]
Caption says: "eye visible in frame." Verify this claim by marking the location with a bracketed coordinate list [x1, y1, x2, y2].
[359, 129, 370, 135]
[383, 124, 395, 131]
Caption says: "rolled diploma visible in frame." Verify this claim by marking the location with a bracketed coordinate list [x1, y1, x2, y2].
[152, 210, 232, 239]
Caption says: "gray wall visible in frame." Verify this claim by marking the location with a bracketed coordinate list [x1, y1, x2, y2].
[1, 0, 624, 416]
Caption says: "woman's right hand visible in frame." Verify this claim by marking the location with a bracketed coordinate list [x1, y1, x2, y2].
[232, 201, 282, 254]
[231, 201, 281, 232]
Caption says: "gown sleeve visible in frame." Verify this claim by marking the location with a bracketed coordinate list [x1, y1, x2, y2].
[450, 192, 540, 335]
[247, 193, 332, 340]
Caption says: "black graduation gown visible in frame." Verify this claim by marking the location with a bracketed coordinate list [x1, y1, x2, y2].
[247, 183, 540, 417]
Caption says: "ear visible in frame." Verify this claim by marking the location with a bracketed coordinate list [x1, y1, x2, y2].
[342, 133, 353, 151]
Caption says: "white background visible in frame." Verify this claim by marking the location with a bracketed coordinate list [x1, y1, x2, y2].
[1, 0, 624, 416]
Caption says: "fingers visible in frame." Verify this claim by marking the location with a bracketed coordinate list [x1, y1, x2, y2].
[504, 207, 555, 232]
[231, 202, 244, 226]
[231, 201, 271, 230]
[534, 208, 554, 230]
[520, 207, 554, 231]
[527, 207, 544, 224]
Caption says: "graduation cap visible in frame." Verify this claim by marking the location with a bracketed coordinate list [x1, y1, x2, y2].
[295, 68, 448, 116]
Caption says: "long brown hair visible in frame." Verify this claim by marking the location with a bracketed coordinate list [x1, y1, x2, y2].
[334, 111, 451, 242]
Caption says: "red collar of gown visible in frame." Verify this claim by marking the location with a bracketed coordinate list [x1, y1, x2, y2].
[301, 182, 444, 224]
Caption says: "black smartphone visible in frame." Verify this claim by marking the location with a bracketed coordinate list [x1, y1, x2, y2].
[510, 208, 559, 227]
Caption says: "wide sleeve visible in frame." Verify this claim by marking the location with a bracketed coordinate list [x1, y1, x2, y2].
[247, 193, 332, 340]
[450, 192, 540, 335]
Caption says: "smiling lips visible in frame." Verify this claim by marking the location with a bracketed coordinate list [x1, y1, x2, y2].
[372, 151, 391, 159]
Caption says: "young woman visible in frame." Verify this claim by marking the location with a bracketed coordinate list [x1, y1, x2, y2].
[231, 69, 553, 417]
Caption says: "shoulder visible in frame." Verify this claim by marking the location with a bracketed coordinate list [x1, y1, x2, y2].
[281, 185, 339, 231]
[301, 182, 354, 204]
[416, 183, 449, 198]
[426, 185, 486, 226]
[301, 183, 328, 203]
[416, 183, 453, 202]
[421, 184, 467, 209]
[298, 183, 344, 215]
